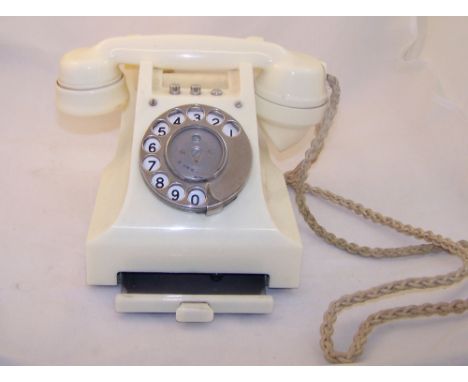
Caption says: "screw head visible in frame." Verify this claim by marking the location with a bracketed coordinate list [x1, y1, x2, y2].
[149, 98, 157, 106]
[234, 101, 243, 108]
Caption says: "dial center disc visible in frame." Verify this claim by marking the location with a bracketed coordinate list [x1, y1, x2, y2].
[165, 125, 227, 182]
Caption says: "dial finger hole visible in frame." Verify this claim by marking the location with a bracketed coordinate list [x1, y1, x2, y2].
[167, 109, 186, 125]
[222, 121, 241, 137]
[206, 111, 224, 126]
[188, 189, 206, 206]
[143, 137, 161, 153]
[167, 184, 186, 201]
[152, 121, 170, 136]
[151, 173, 169, 189]
[142, 156, 161, 172]
[187, 106, 205, 122]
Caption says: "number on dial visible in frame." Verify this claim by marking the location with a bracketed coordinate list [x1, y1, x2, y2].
[152, 121, 170, 136]
[187, 106, 205, 122]
[188, 189, 206, 206]
[206, 111, 224, 126]
[142, 156, 160, 172]
[167, 110, 186, 125]
[151, 173, 169, 189]
[167, 185, 186, 201]
[143, 137, 161, 153]
[222, 122, 241, 137]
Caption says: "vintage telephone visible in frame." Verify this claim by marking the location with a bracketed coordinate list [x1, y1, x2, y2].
[56, 35, 328, 322]
[57, 35, 467, 363]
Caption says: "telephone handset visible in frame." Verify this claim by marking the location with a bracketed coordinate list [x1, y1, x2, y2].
[57, 35, 468, 363]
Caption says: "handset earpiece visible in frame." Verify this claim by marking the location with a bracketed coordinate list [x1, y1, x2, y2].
[56, 46, 128, 116]
[255, 52, 328, 151]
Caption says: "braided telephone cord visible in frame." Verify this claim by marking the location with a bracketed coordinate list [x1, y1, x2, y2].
[284, 74, 468, 364]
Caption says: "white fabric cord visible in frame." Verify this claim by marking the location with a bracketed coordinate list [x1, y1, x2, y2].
[285, 74, 468, 364]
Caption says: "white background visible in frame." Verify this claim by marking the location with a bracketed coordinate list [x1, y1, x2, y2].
[0, 17, 467, 365]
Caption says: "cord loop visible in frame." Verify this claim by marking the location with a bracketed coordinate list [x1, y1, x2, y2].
[285, 74, 468, 363]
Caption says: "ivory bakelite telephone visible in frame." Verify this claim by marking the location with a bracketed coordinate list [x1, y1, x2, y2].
[56, 35, 328, 322]
[57, 35, 468, 363]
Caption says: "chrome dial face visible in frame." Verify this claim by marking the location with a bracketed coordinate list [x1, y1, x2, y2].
[139, 104, 252, 214]
[166, 126, 226, 182]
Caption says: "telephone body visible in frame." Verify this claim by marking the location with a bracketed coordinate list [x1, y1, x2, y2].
[57, 35, 328, 322]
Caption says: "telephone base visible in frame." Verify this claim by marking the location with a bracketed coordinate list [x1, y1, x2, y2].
[57, 36, 329, 319]
[115, 272, 273, 322]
